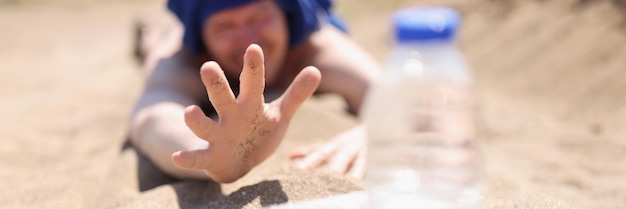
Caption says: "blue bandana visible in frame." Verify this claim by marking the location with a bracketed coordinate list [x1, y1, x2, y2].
[167, 0, 347, 54]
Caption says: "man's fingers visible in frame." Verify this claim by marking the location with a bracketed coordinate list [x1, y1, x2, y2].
[184, 105, 218, 141]
[200, 61, 236, 116]
[349, 149, 367, 179]
[238, 44, 265, 104]
[172, 149, 211, 170]
[289, 146, 315, 159]
[297, 142, 337, 170]
[276, 66, 321, 118]
[328, 145, 360, 174]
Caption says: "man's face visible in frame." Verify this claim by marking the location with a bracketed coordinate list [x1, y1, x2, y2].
[202, 0, 289, 84]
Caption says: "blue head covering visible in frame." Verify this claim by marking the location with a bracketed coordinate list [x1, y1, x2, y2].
[167, 0, 347, 54]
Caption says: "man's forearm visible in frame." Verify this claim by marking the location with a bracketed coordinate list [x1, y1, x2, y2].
[309, 26, 382, 115]
[130, 102, 209, 180]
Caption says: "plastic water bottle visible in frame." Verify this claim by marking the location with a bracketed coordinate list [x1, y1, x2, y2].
[364, 7, 483, 209]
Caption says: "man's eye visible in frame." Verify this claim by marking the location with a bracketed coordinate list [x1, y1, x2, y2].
[215, 23, 235, 33]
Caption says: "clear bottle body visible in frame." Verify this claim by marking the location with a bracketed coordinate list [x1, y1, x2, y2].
[364, 41, 483, 209]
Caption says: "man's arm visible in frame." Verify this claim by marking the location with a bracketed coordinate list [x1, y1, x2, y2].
[129, 50, 210, 180]
[290, 26, 382, 178]
[309, 26, 382, 114]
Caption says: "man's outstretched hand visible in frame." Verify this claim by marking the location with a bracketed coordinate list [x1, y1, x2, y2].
[290, 125, 367, 179]
[171, 44, 321, 183]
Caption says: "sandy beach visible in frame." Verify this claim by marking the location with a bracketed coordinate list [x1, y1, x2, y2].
[1, 0, 625, 208]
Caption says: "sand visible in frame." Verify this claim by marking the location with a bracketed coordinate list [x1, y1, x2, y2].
[1, 0, 625, 208]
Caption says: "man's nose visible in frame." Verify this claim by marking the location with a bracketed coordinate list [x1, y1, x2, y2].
[236, 25, 261, 47]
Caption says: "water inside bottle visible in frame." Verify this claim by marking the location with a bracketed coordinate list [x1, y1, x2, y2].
[366, 80, 483, 209]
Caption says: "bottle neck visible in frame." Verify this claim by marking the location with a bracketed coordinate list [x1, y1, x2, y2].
[393, 39, 456, 51]
[385, 40, 471, 84]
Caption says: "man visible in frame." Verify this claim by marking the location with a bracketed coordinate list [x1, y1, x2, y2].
[130, 0, 380, 183]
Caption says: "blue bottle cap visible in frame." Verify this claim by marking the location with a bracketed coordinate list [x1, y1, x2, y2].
[393, 7, 460, 42]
